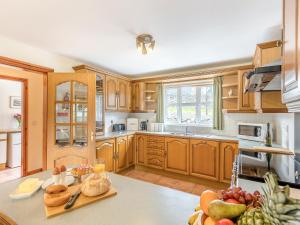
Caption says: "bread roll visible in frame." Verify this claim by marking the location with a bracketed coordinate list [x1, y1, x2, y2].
[46, 184, 67, 194]
[44, 191, 71, 207]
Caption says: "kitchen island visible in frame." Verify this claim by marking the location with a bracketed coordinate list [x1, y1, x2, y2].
[0, 171, 198, 225]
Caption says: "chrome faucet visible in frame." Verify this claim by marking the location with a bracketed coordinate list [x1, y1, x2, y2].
[185, 126, 192, 135]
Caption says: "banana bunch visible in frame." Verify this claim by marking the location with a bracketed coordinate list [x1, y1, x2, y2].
[188, 205, 204, 225]
[237, 208, 271, 225]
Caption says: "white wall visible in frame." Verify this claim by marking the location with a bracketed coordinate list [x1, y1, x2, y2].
[0, 80, 22, 129]
[0, 35, 81, 72]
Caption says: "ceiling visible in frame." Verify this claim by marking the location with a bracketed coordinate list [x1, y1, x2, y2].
[0, 0, 281, 76]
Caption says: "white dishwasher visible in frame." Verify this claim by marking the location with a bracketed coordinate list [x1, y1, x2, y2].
[7, 132, 21, 168]
[0, 133, 7, 168]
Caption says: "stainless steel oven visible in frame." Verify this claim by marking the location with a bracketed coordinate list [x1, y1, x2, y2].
[237, 122, 270, 142]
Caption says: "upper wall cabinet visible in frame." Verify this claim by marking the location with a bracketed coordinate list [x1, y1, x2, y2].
[132, 81, 157, 113]
[73, 65, 131, 112]
[282, 0, 300, 111]
[105, 75, 131, 112]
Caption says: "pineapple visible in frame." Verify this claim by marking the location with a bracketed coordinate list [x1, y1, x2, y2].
[239, 173, 300, 225]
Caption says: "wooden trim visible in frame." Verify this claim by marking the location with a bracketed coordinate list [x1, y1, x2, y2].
[131, 64, 253, 83]
[0, 75, 28, 177]
[43, 75, 48, 170]
[256, 40, 282, 49]
[0, 56, 54, 74]
[26, 168, 43, 176]
[73, 64, 131, 81]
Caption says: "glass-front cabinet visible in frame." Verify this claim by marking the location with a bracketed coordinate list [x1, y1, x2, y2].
[47, 71, 101, 169]
[55, 81, 88, 147]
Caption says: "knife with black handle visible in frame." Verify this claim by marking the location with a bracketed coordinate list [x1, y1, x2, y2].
[64, 190, 81, 210]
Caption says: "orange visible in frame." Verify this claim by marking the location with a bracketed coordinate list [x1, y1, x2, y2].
[200, 190, 219, 215]
[204, 217, 216, 225]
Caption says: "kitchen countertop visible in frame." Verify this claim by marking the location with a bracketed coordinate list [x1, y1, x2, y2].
[0, 129, 21, 134]
[96, 131, 291, 154]
[0, 171, 198, 225]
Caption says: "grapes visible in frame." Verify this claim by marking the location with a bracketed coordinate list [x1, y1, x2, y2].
[220, 187, 262, 208]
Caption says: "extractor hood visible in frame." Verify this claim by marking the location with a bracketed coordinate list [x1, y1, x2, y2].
[244, 61, 281, 92]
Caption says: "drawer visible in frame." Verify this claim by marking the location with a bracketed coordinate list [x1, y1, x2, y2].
[147, 156, 164, 167]
[147, 136, 165, 143]
[147, 149, 165, 157]
[147, 142, 165, 150]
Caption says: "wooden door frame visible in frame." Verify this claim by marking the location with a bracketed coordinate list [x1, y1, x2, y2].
[0, 56, 53, 175]
[0, 75, 28, 176]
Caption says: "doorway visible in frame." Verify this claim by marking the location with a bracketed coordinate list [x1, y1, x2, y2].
[0, 76, 27, 183]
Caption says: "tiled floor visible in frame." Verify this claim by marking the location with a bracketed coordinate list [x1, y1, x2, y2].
[0, 167, 21, 184]
[122, 169, 224, 196]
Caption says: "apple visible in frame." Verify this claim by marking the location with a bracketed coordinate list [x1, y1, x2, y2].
[216, 219, 235, 225]
[225, 198, 240, 204]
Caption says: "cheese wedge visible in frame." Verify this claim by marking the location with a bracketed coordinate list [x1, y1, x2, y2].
[16, 178, 40, 194]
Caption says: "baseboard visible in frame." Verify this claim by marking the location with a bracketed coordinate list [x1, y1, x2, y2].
[26, 168, 43, 176]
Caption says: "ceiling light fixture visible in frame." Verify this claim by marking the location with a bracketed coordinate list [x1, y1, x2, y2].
[136, 34, 155, 55]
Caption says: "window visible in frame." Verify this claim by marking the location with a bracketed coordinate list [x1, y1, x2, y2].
[164, 82, 213, 126]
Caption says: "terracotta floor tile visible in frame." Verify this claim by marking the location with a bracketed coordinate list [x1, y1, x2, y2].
[173, 180, 196, 193]
[192, 184, 210, 196]
[155, 176, 180, 188]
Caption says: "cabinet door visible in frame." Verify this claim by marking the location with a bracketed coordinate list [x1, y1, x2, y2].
[105, 76, 118, 110]
[115, 136, 127, 172]
[282, 0, 300, 104]
[238, 70, 254, 111]
[165, 137, 189, 175]
[190, 139, 219, 181]
[127, 135, 135, 166]
[47, 72, 96, 169]
[136, 135, 146, 165]
[220, 142, 238, 183]
[96, 139, 115, 172]
[118, 79, 128, 111]
[132, 82, 145, 112]
[127, 82, 132, 111]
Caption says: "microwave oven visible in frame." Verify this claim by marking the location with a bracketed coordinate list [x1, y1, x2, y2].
[237, 123, 271, 142]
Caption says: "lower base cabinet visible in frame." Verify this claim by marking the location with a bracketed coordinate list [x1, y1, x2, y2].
[96, 139, 115, 172]
[115, 136, 128, 172]
[136, 135, 147, 165]
[127, 135, 135, 166]
[219, 142, 238, 183]
[165, 137, 189, 175]
[190, 139, 219, 181]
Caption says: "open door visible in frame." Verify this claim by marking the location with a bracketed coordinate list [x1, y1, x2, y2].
[47, 72, 96, 169]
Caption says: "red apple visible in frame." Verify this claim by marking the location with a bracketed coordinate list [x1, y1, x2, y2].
[216, 219, 235, 225]
[225, 198, 240, 204]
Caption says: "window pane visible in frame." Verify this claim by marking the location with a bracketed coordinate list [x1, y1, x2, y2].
[200, 86, 213, 102]
[200, 102, 213, 124]
[56, 82, 71, 101]
[166, 105, 177, 122]
[56, 126, 70, 146]
[73, 82, 88, 102]
[73, 126, 88, 147]
[166, 88, 177, 104]
[56, 103, 70, 123]
[181, 106, 196, 123]
[181, 86, 196, 103]
[73, 103, 88, 123]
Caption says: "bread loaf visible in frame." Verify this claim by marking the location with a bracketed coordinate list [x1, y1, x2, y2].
[46, 184, 67, 194]
[44, 191, 71, 207]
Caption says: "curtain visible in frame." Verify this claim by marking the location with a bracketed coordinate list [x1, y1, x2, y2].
[213, 77, 223, 130]
[156, 83, 164, 123]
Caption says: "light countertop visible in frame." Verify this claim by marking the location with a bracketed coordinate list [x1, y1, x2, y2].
[96, 131, 291, 154]
[0, 171, 198, 225]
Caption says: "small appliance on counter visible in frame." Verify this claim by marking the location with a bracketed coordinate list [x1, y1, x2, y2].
[237, 122, 272, 142]
[140, 120, 148, 131]
[126, 118, 139, 131]
[112, 123, 126, 132]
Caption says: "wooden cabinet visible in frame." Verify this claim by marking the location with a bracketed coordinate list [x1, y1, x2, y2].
[282, 0, 300, 111]
[165, 137, 189, 175]
[190, 139, 219, 181]
[146, 135, 165, 169]
[127, 135, 135, 166]
[238, 70, 255, 111]
[96, 139, 115, 172]
[105, 76, 118, 111]
[220, 142, 238, 183]
[115, 136, 127, 172]
[136, 135, 147, 165]
[132, 82, 157, 112]
[105, 75, 130, 112]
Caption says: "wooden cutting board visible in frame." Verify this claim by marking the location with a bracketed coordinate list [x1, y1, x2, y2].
[45, 184, 117, 218]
